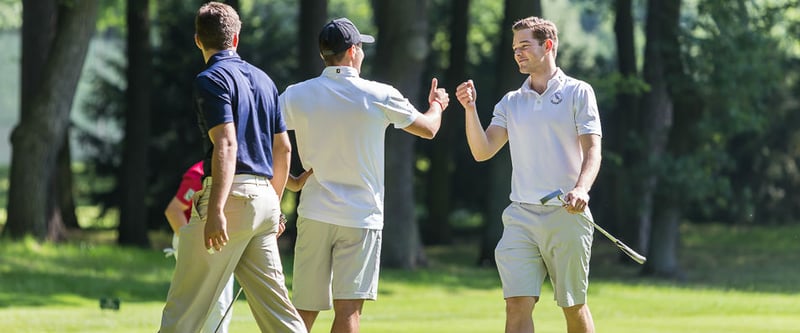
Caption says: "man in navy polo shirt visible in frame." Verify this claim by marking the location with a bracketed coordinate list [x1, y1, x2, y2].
[159, 2, 306, 332]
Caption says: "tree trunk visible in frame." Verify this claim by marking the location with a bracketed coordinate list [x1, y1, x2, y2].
[372, 0, 429, 269]
[423, 0, 470, 245]
[607, 0, 642, 258]
[4, 0, 98, 240]
[118, 0, 152, 247]
[298, 0, 327, 80]
[642, 201, 683, 279]
[639, 0, 682, 276]
[5, 0, 56, 239]
[57, 129, 80, 230]
[478, 0, 542, 266]
[227, 0, 239, 11]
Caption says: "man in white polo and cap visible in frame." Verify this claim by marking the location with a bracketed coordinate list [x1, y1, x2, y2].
[278, 17, 450, 333]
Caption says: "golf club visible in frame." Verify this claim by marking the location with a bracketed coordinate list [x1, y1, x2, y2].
[214, 286, 243, 333]
[540, 189, 647, 264]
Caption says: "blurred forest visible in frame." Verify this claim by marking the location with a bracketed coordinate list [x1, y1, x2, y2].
[1, 0, 799, 278]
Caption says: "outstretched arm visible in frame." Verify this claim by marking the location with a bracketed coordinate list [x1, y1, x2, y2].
[402, 78, 449, 139]
[456, 80, 507, 161]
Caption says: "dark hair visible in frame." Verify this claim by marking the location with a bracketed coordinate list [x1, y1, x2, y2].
[195, 2, 241, 50]
[512, 16, 558, 46]
[321, 51, 349, 66]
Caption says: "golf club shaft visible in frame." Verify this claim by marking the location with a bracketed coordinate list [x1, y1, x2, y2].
[575, 212, 647, 264]
[557, 196, 647, 264]
[215, 286, 243, 333]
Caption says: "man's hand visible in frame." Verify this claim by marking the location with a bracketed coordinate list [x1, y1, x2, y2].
[286, 169, 314, 192]
[563, 187, 590, 214]
[456, 80, 477, 109]
[428, 78, 450, 111]
[277, 214, 287, 238]
[204, 212, 229, 252]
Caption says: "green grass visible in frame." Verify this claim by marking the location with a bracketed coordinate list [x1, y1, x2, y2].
[1, 224, 800, 332]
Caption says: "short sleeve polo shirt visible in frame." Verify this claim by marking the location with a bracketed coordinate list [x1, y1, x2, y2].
[490, 68, 602, 205]
[194, 50, 286, 178]
[279, 66, 420, 229]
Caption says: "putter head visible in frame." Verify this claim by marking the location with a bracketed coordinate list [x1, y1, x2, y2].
[539, 189, 565, 205]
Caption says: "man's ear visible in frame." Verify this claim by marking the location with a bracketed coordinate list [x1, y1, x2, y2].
[194, 33, 203, 50]
[348, 44, 358, 59]
[232, 33, 239, 48]
[545, 39, 553, 51]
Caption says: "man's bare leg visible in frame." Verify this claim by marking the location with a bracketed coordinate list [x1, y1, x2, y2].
[563, 303, 594, 333]
[332, 299, 364, 333]
[297, 309, 319, 332]
[505, 296, 537, 333]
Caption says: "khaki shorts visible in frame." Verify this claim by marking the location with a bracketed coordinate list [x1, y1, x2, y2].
[495, 202, 593, 307]
[292, 217, 381, 311]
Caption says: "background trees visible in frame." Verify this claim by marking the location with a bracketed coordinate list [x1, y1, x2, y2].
[4, 0, 98, 241]
[1, 0, 799, 278]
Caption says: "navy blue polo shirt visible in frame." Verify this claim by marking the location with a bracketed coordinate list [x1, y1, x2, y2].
[194, 50, 286, 179]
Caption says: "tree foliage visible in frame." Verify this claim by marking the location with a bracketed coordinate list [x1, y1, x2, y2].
[57, 0, 800, 270]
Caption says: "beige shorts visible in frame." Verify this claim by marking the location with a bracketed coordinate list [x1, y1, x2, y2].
[495, 202, 593, 307]
[292, 217, 381, 311]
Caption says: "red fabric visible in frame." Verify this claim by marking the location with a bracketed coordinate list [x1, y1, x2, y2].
[175, 161, 204, 220]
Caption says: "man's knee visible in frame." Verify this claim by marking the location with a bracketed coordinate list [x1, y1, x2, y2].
[333, 299, 364, 316]
[505, 296, 538, 313]
[562, 303, 587, 314]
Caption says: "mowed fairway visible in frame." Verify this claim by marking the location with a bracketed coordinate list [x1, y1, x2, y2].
[1, 224, 799, 332]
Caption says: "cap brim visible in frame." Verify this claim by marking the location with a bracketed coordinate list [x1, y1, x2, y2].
[360, 34, 375, 43]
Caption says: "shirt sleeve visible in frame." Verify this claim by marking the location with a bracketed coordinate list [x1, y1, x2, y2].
[278, 89, 294, 130]
[573, 82, 602, 137]
[372, 87, 419, 129]
[271, 85, 287, 134]
[194, 74, 233, 129]
[490, 99, 509, 129]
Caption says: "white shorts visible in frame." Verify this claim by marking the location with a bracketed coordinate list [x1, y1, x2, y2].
[495, 202, 593, 307]
[292, 217, 381, 311]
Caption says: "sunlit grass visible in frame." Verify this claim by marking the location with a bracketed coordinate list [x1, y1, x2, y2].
[1, 224, 800, 332]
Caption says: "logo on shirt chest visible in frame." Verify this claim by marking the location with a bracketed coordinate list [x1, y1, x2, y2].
[550, 91, 563, 105]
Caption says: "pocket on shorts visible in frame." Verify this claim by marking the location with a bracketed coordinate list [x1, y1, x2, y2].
[500, 202, 519, 227]
[224, 187, 253, 213]
[191, 187, 208, 223]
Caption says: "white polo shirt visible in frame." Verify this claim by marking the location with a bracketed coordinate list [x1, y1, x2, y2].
[279, 66, 420, 229]
[490, 68, 602, 205]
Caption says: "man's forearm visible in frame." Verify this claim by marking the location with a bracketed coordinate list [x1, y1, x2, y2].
[270, 132, 291, 200]
[575, 135, 602, 192]
[209, 138, 236, 217]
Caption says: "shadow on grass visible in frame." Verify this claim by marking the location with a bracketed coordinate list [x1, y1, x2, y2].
[578, 223, 800, 294]
[0, 238, 173, 308]
[385, 223, 800, 296]
[1, 223, 797, 310]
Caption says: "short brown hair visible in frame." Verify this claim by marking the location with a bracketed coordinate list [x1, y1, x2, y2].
[195, 2, 241, 50]
[321, 51, 349, 66]
[512, 16, 558, 46]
